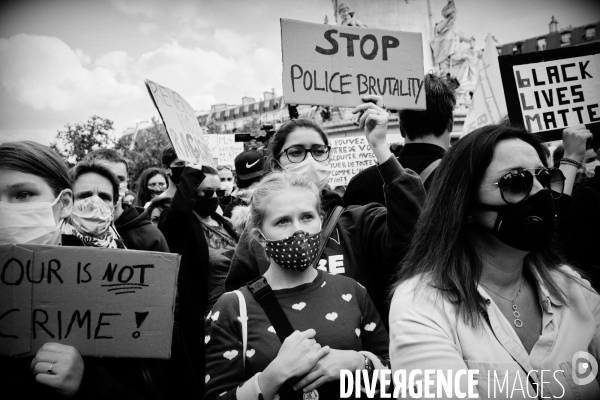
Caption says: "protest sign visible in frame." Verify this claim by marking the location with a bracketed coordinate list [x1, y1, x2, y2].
[0, 244, 180, 359]
[281, 19, 426, 111]
[499, 42, 600, 142]
[462, 34, 508, 134]
[205, 134, 244, 167]
[329, 133, 403, 186]
[145, 79, 215, 167]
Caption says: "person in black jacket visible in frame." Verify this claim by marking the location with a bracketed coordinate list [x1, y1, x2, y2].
[157, 164, 238, 395]
[344, 73, 456, 206]
[225, 96, 426, 327]
[83, 149, 169, 253]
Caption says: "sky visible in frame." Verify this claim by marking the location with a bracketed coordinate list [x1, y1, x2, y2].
[0, 0, 598, 145]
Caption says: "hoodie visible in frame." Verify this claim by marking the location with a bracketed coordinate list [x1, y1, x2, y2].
[115, 203, 170, 252]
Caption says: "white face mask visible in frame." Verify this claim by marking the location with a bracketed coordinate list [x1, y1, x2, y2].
[222, 181, 234, 196]
[71, 196, 114, 237]
[118, 182, 128, 200]
[283, 157, 332, 190]
[0, 190, 64, 245]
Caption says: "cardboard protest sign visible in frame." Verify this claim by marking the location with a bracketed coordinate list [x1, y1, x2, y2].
[0, 244, 180, 359]
[145, 79, 215, 167]
[206, 134, 244, 167]
[463, 34, 508, 134]
[329, 133, 403, 186]
[281, 19, 426, 110]
[499, 42, 600, 142]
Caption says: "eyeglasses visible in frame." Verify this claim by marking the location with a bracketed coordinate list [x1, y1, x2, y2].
[479, 167, 565, 204]
[198, 189, 226, 198]
[148, 182, 167, 188]
[277, 144, 331, 164]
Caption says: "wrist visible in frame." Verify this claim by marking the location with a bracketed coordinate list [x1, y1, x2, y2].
[562, 154, 584, 164]
[262, 359, 289, 386]
[560, 158, 583, 169]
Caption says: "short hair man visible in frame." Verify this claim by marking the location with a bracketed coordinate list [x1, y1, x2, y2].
[161, 146, 187, 198]
[222, 150, 265, 218]
[83, 149, 169, 252]
[344, 73, 456, 206]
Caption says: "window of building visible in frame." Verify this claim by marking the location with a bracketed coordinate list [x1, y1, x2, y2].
[560, 31, 571, 46]
[512, 43, 522, 55]
[536, 38, 546, 51]
[584, 26, 596, 41]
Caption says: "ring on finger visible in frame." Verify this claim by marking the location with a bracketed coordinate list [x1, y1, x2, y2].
[377, 109, 381, 115]
[48, 362, 55, 375]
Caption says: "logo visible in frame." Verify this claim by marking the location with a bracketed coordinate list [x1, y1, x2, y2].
[572, 351, 598, 385]
[246, 159, 260, 169]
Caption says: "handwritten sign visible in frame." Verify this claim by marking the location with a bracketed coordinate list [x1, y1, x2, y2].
[145, 79, 215, 167]
[0, 244, 180, 358]
[206, 135, 244, 167]
[281, 19, 426, 110]
[499, 42, 600, 142]
[329, 134, 403, 186]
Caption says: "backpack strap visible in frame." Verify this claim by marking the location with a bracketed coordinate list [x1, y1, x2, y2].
[314, 205, 344, 266]
[419, 158, 442, 184]
[233, 290, 247, 369]
[247, 276, 294, 342]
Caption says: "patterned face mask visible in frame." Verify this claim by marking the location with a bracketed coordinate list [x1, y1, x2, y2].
[261, 230, 322, 272]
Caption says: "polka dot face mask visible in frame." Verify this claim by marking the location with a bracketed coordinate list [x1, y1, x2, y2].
[262, 230, 322, 272]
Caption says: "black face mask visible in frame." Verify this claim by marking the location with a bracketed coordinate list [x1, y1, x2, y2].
[194, 197, 219, 217]
[169, 166, 185, 185]
[475, 189, 556, 252]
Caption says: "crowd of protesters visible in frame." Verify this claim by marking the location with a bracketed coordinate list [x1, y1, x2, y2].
[1, 72, 599, 399]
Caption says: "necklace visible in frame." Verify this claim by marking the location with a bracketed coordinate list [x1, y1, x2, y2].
[480, 276, 524, 328]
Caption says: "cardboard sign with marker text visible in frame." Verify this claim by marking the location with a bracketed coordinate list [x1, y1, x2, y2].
[145, 79, 215, 167]
[499, 42, 600, 142]
[0, 244, 180, 359]
[281, 19, 426, 110]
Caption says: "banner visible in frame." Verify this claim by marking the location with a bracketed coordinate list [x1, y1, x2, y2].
[462, 34, 508, 134]
[0, 244, 180, 359]
[205, 135, 244, 167]
[145, 79, 215, 167]
[499, 42, 600, 142]
[329, 133, 403, 186]
[281, 19, 426, 110]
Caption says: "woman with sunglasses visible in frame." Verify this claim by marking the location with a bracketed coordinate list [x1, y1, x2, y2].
[389, 124, 600, 399]
[225, 95, 426, 327]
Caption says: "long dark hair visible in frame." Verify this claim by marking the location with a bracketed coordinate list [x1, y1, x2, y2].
[265, 119, 328, 173]
[135, 167, 169, 207]
[0, 141, 71, 196]
[390, 124, 573, 327]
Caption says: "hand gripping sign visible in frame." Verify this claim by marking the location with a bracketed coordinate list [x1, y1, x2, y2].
[0, 244, 180, 359]
[145, 79, 215, 167]
[281, 19, 426, 111]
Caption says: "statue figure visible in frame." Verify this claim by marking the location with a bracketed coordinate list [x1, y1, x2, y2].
[338, 3, 368, 27]
[431, 0, 479, 93]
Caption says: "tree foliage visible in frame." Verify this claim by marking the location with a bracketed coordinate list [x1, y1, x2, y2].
[50, 116, 115, 166]
[114, 117, 171, 185]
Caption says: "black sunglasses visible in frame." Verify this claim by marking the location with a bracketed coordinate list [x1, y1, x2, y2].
[480, 167, 565, 204]
[276, 144, 331, 164]
[198, 189, 226, 198]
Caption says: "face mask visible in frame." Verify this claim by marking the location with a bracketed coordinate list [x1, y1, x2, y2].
[169, 166, 185, 185]
[118, 182, 127, 201]
[194, 197, 219, 218]
[71, 196, 114, 238]
[0, 190, 64, 245]
[222, 181, 234, 196]
[261, 230, 322, 272]
[476, 189, 556, 252]
[283, 157, 331, 191]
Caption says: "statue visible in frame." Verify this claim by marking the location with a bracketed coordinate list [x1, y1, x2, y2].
[337, 3, 367, 27]
[431, 0, 479, 93]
